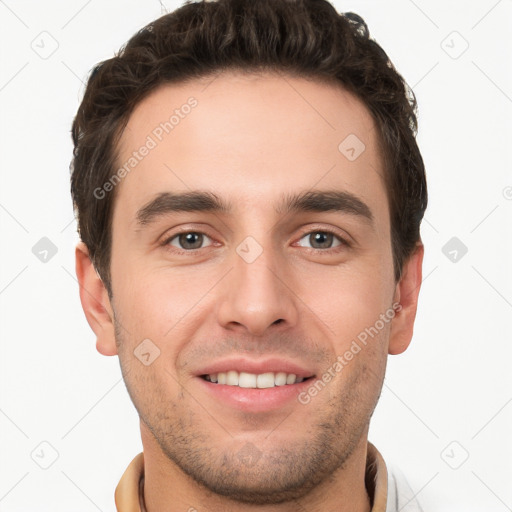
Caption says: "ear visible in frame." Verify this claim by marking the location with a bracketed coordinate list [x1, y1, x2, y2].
[75, 242, 118, 356]
[388, 242, 424, 355]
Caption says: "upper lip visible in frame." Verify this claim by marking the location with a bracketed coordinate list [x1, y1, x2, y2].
[195, 357, 316, 379]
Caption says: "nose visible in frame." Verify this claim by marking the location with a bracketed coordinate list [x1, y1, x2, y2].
[216, 242, 299, 337]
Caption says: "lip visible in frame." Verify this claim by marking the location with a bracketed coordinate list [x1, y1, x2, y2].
[194, 357, 316, 413]
[195, 357, 316, 379]
[196, 374, 315, 412]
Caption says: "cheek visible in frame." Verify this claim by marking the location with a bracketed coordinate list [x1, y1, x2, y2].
[113, 261, 180, 327]
[118, 348, 182, 427]
[304, 264, 393, 346]
[111, 263, 218, 366]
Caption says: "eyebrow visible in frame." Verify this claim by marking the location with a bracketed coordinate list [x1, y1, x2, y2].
[277, 190, 373, 223]
[136, 191, 232, 226]
[135, 189, 373, 226]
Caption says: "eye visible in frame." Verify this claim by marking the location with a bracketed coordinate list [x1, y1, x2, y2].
[164, 231, 214, 251]
[295, 230, 349, 251]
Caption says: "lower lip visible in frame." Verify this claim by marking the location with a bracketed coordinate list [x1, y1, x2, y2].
[197, 377, 314, 412]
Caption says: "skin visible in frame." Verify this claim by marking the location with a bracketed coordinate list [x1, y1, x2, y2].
[76, 70, 423, 512]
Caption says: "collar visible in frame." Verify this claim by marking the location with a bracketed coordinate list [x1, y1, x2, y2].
[115, 441, 388, 511]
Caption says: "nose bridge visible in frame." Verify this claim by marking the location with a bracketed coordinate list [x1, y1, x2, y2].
[216, 235, 298, 335]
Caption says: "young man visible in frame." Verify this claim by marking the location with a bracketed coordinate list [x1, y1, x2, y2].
[71, 0, 427, 510]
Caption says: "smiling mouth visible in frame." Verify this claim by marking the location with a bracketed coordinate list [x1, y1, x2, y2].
[200, 371, 315, 389]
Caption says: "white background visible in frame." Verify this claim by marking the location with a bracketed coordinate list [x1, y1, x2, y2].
[0, 0, 511, 510]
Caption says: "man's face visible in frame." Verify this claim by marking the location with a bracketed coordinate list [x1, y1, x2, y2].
[106, 71, 400, 502]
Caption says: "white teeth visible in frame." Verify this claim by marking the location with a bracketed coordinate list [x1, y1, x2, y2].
[275, 372, 287, 386]
[205, 371, 307, 388]
[226, 370, 239, 386]
[256, 372, 275, 388]
[239, 372, 257, 388]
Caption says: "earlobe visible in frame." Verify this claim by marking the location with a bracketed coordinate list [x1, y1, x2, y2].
[388, 242, 424, 355]
[75, 242, 118, 356]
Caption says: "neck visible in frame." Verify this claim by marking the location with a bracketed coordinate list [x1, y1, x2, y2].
[140, 422, 372, 512]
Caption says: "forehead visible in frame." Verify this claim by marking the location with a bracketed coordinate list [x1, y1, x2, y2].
[113, 71, 387, 224]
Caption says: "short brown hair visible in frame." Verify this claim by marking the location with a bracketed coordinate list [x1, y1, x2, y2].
[70, 0, 427, 296]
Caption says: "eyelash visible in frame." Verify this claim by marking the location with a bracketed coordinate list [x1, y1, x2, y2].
[161, 227, 351, 255]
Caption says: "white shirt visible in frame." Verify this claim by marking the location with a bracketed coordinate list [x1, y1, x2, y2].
[387, 464, 425, 512]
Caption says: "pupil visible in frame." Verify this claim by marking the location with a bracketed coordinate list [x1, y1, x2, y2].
[180, 233, 202, 249]
[312, 232, 332, 248]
